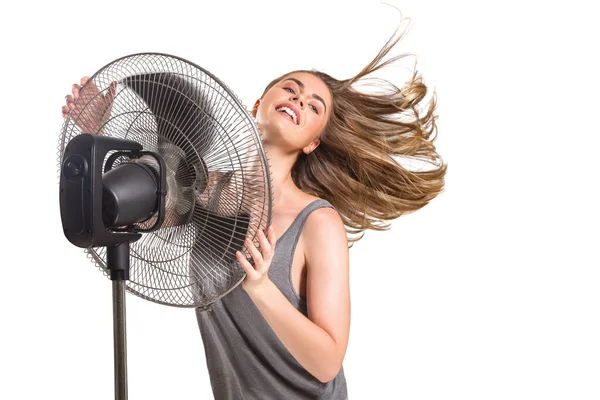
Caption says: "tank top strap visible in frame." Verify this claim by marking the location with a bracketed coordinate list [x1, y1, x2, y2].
[287, 199, 335, 240]
[280, 198, 335, 259]
[270, 199, 336, 305]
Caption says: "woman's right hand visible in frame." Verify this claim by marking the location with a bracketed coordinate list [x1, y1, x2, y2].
[62, 76, 117, 135]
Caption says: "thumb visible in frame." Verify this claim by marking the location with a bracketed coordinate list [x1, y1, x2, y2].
[105, 80, 117, 103]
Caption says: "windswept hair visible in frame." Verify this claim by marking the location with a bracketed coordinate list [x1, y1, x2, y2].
[260, 15, 447, 248]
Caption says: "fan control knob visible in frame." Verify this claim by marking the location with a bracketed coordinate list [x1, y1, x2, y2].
[63, 155, 88, 181]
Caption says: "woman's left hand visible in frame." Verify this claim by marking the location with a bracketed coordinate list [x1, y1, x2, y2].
[238, 226, 276, 292]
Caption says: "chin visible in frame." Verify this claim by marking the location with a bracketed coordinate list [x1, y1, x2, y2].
[261, 118, 288, 138]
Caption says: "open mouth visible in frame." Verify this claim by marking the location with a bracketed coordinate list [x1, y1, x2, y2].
[275, 105, 299, 125]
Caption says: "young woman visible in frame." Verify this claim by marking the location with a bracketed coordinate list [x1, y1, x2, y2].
[62, 17, 446, 400]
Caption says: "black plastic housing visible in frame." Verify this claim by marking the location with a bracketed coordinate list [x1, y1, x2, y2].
[59, 134, 166, 248]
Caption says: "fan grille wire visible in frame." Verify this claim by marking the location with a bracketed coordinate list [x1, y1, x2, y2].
[57, 53, 273, 307]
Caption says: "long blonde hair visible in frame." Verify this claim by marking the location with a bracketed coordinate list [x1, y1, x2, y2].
[260, 16, 447, 248]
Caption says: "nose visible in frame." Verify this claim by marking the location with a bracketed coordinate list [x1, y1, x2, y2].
[291, 94, 304, 108]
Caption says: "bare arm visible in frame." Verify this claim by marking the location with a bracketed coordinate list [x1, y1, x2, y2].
[244, 208, 350, 383]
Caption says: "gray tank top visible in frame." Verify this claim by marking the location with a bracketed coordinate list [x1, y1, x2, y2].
[195, 199, 348, 400]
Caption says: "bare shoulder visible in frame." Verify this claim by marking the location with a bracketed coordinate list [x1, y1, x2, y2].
[302, 198, 347, 257]
[307, 204, 343, 229]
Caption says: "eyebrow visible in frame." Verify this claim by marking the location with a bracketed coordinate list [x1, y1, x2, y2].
[282, 78, 327, 113]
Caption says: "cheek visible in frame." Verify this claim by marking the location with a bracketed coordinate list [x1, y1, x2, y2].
[308, 115, 327, 135]
[256, 106, 272, 124]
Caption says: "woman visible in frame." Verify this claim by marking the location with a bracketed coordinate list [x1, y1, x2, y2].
[62, 17, 446, 400]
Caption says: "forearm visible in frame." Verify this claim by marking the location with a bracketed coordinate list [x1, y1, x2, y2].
[245, 279, 341, 383]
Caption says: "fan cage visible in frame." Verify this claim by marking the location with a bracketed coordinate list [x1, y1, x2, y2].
[58, 53, 273, 308]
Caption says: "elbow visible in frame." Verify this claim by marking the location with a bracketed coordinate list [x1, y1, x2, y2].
[314, 337, 347, 383]
[317, 363, 343, 384]
[318, 375, 335, 384]
[317, 342, 347, 383]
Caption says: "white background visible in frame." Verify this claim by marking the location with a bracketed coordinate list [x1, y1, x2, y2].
[1, 1, 598, 399]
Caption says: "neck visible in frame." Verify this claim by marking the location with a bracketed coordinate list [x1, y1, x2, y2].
[263, 142, 302, 208]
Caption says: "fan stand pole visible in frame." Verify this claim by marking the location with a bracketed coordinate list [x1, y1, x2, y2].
[107, 242, 131, 400]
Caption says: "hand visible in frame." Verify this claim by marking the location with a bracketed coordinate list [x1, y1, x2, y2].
[62, 76, 117, 135]
[238, 226, 276, 292]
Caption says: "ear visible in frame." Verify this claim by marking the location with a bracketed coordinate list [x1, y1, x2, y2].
[304, 138, 320, 155]
[251, 99, 261, 118]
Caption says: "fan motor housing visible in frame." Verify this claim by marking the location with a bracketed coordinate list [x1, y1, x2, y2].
[59, 134, 166, 248]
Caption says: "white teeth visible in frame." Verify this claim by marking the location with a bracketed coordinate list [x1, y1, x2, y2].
[276, 106, 298, 124]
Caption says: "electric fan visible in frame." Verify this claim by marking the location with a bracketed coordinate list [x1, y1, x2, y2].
[58, 53, 273, 399]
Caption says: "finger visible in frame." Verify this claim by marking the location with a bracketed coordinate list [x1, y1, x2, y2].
[244, 237, 262, 264]
[72, 83, 80, 100]
[62, 105, 69, 118]
[105, 80, 117, 103]
[80, 76, 99, 97]
[257, 229, 272, 255]
[266, 226, 276, 247]
[236, 251, 257, 278]
[79, 77, 89, 96]
[65, 94, 76, 111]
[87, 77, 99, 93]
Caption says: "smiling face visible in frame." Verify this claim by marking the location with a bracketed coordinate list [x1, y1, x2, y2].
[252, 72, 332, 155]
